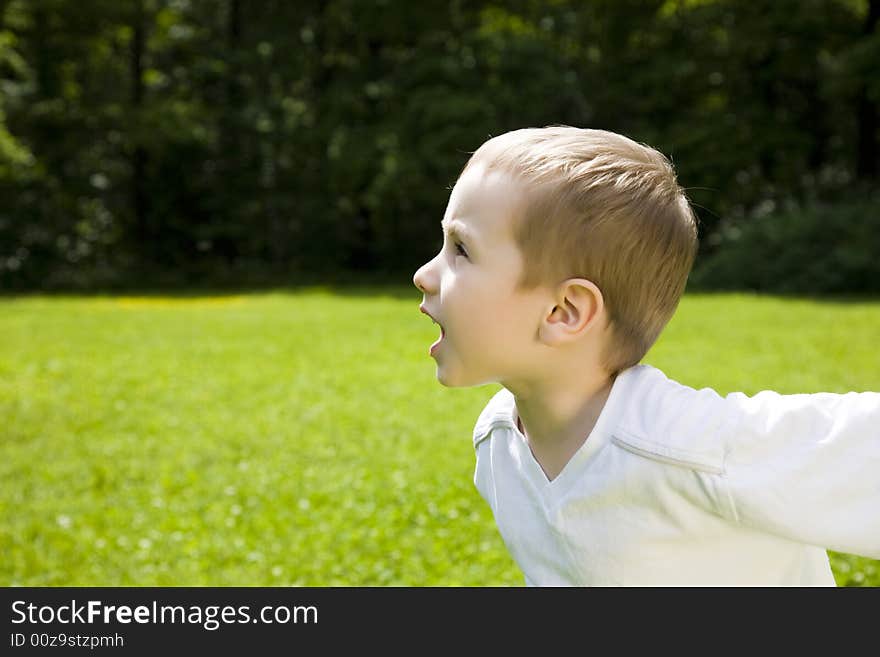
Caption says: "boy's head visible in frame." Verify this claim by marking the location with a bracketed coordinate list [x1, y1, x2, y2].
[414, 126, 698, 387]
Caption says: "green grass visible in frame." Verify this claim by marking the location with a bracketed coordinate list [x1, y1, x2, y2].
[1, 288, 877, 586]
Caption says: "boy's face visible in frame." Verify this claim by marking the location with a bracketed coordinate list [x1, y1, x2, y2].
[413, 163, 550, 387]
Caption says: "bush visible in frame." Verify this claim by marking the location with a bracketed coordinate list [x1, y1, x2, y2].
[690, 195, 880, 294]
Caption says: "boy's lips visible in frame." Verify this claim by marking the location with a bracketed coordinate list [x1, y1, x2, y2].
[420, 305, 446, 355]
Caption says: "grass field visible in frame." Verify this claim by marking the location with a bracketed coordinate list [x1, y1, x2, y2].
[1, 288, 877, 586]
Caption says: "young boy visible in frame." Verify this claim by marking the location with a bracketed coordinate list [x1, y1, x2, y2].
[412, 125, 880, 586]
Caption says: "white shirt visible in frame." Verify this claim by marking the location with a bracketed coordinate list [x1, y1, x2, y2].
[472, 364, 880, 586]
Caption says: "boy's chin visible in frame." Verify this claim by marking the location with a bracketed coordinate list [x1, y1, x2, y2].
[435, 364, 492, 388]
[435, 365, 458, 387]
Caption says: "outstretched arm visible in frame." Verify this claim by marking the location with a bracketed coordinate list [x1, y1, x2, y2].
[719, 389, 880, 559]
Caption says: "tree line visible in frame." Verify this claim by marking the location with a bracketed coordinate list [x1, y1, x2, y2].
[0, 0, 877, 290]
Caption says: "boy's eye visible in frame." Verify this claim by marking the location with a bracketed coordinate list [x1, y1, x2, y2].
[454, 241, 469, 259]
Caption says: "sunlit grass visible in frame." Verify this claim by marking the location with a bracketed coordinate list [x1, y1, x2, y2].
[1, 289, 877, 586]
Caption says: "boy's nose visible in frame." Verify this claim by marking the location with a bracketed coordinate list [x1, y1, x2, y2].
[413, 259, 435, 294]
[413, 265, 427, 293]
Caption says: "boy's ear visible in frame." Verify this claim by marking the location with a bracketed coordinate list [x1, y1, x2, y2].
[540, 278, 605, 345]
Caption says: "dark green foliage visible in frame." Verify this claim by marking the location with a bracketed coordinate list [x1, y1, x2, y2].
[0, 0, 878, 291]
[690, 193, 880, 293]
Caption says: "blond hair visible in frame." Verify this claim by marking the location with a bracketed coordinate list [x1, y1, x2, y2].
[463, 126, 698, 375]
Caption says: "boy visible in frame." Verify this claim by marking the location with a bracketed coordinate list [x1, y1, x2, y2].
[412, 125, 879, 586]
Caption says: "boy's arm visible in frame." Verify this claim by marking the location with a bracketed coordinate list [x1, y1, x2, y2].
[719, 389, 880, 559]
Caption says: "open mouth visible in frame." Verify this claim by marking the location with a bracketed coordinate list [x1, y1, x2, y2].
[420, 305, 445, 355]
[430, 325, 445, 356]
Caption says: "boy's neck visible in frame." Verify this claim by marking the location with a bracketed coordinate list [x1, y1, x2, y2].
[510, 370, 615, 481]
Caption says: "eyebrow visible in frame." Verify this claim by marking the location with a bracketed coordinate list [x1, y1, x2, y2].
[441, 218, 476, 245]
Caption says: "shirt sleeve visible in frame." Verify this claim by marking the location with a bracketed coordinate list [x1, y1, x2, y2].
[719, 389, 880, 559]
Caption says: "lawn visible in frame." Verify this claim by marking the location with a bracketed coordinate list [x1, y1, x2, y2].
[1, 288, 877, 586]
